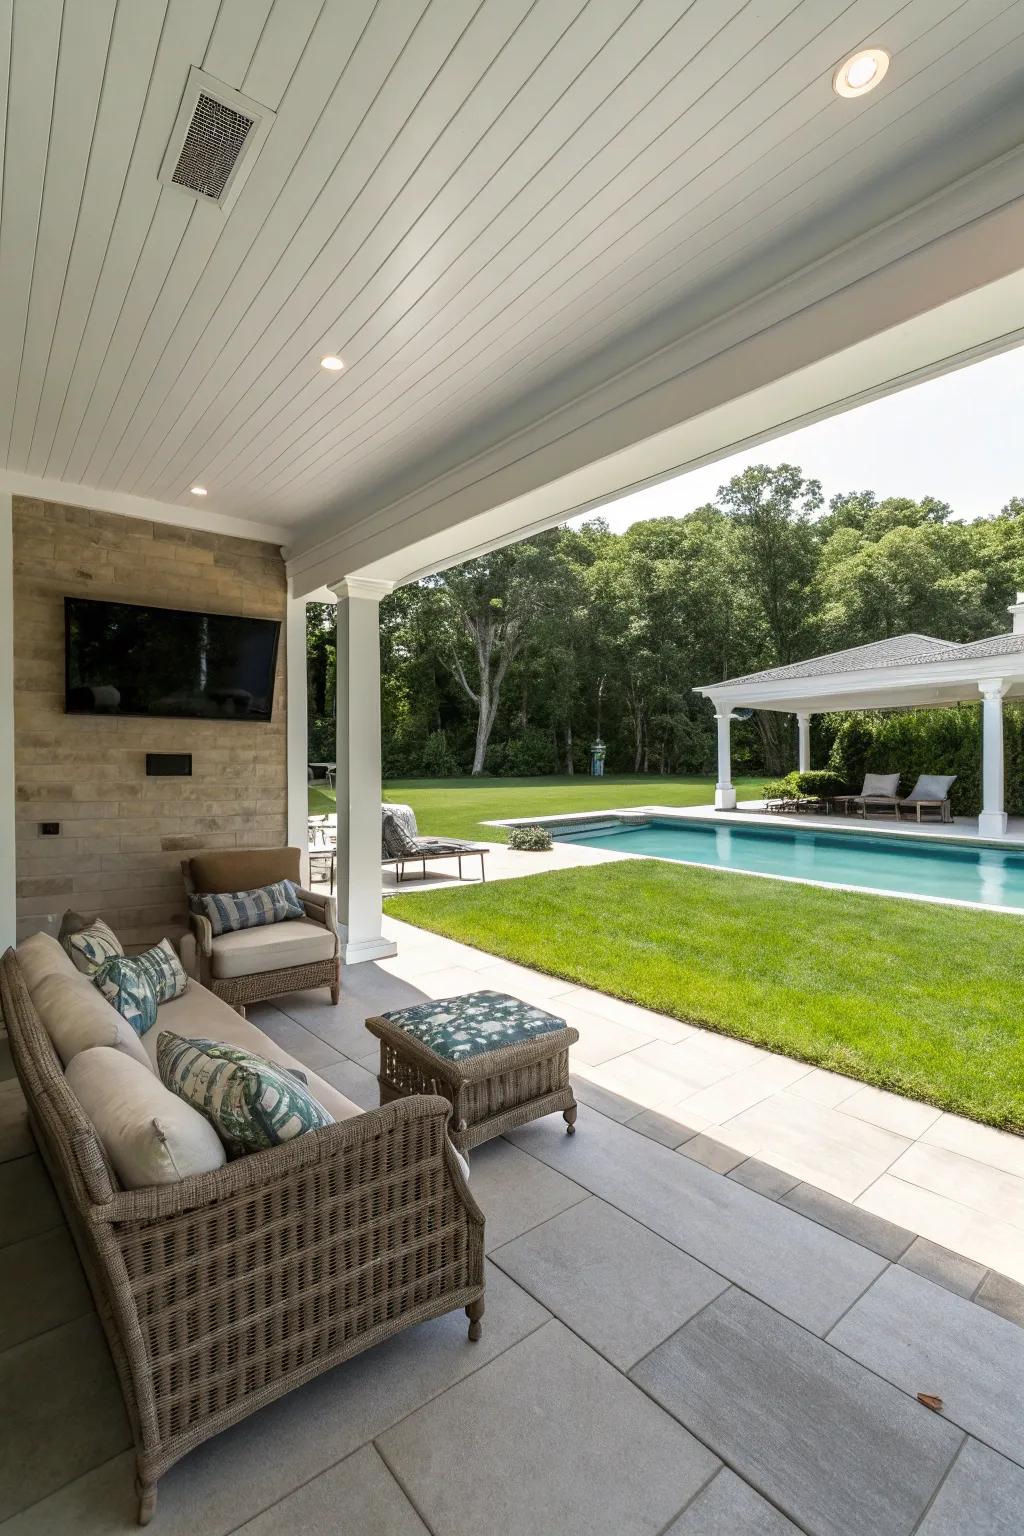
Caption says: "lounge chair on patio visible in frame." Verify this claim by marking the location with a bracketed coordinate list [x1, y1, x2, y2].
[897, 774, 956, 823]
[381, 809, 488, 883]
[832, 772, 902, 818]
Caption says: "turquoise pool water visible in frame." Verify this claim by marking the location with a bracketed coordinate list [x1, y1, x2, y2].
[552, 817, 1024, 910]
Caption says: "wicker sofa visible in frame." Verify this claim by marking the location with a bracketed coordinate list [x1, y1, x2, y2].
[180, 846, 341, 1010]
[0, 937, 485, 1525]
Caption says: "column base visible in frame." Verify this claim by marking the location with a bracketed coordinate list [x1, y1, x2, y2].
[978, 810, 1008, 839]
[714, 786, 737, 810]
[342, 933, 399, 965]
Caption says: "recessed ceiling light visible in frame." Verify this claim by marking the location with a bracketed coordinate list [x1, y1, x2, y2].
[833, 47, 889, 98]
[190, 485, 208, 496]
[320, 355, 345, 371]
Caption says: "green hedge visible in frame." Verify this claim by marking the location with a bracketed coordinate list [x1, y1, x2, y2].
[825, 705, 1024, 817]
[763, 769, 846, 802]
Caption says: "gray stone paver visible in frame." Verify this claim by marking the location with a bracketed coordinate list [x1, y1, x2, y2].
[780, 1179, 914, 1259]
[379, 1320, 720, 1536]
[632, 1287, 962, 1536]
[828, 1264, 1024, 1467]
[727, 1157, 801, 1199]
[664, 1468, 803, 1535]
[898, 1235, 987, 1298]
[492, 1195, 728, 1369]
[509, 1106, 888, 1335]
[974, 1268, 1024, 1328]
[917, 1437, 1024, 1534]
[677, 1133, 747, 1174]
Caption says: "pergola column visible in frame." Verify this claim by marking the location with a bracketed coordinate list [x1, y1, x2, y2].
[713, 705, 736, 810]
[796, 711, 811, 773]
[979, 680, 1009, 838]
[331, 577, 398, 964]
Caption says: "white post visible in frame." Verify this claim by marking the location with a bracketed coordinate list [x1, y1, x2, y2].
[332, 577, 397, 964]
[979, 680, 1009, 838]
[285, 582, 309, 882]
[797, 711, 811, 773]
[714, 705, 736, 810]
[0, 493, 14, 948]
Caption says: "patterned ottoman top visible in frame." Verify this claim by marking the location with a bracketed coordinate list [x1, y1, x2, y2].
[380, 990, 568, 1063]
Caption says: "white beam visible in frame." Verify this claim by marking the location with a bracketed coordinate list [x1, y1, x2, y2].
[797, 712, 811, 773]
[979, 680, 1009, 838]
[714, 706, 736, 811]
[285, 584, 309, 878]
[332, 577, 396, 964]
[0, 494, 14, 949]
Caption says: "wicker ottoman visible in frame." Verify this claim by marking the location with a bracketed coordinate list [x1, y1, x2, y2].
[365, 990, 579, 1152]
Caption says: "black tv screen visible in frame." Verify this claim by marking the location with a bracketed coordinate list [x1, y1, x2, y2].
[65, 597, 281, 722]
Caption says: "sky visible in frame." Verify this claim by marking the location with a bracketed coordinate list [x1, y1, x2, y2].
[573, 345, 1024, 533]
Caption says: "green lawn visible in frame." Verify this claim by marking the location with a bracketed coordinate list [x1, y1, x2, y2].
[309, 773, 769, 842]
[388, 859, 1024, 1132]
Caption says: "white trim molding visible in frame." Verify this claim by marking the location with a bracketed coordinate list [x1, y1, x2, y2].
[0, 493, 15, 948]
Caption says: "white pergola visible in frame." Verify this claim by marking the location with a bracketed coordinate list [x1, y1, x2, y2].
[695, 602, 1024, 838]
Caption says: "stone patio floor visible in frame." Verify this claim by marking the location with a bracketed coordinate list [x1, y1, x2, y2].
[2, 915, 1024, 1533]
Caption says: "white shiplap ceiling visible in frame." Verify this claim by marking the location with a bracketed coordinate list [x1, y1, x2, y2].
[2, 0, 1024, 545]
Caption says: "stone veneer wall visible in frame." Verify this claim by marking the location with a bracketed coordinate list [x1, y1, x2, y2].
[13, 497, 288, 947]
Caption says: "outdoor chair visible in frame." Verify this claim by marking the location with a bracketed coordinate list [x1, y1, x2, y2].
[381, 808, 488, 883]
[897, 774, 956, 823]
[832, 772, 901, 818]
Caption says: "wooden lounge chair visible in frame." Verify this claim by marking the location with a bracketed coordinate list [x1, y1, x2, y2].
[897, 774, 956, 823]
[381, 811, 487, 883]
[832, 772, 901, 818]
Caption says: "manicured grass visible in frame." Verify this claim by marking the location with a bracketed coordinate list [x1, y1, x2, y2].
[309, 773, 769, 841]
[388, 859, 1024, 1132]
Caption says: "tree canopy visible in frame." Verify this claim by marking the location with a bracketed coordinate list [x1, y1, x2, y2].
[307, 463, 1024, 778]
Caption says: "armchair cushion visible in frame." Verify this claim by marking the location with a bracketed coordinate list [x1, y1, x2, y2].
[209, 916, 336, 979]
[192, 879, 304, 937]
[186, 847, 301, 896]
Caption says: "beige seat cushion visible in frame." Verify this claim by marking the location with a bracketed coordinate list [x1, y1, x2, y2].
[16, 931, 81, 996]
[67, 1046, 226, 1187]
[147, 984, 361, 1124]
[210, 916, 335, 980]
[32, 971, 154, 1073]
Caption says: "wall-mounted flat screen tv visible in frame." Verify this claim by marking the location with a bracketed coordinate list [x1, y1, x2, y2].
[65, 597, 281, 722]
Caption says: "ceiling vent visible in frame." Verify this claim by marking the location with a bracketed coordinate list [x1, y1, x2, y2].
[159, 67, 274, 212]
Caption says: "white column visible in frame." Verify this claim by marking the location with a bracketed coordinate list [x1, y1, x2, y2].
[796, 711, 811, 773]
[0, 494, 14, 949]
[332, 577, 397, 964]
[285, 582, 309, 883]
[713, 705, 736, 810]
[979, 680, 1009, 838]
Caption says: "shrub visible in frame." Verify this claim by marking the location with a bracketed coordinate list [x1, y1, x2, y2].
[307, 715, 335, 761]
[762, 769, 846, 804]
[762, 776, 799, 802]
[495, 727, 558, 777]
[419, 729, 461, 778]
[507, 824, 553, 851]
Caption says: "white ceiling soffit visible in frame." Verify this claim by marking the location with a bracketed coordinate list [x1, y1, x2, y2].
[1, 0, 1023, 546]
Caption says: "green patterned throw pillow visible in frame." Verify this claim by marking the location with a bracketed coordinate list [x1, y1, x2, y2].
[156, 1033, 333, 1155]
[61, 916, 123, 976]
[92, 956, 159, 1037]
[131, 938, 188, 1004]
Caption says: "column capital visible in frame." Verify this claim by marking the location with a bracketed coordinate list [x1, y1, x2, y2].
[979, 679, 1009, 700]
[330, 575, 394, 602]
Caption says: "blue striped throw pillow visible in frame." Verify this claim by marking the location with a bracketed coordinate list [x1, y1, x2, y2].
[192, 880, 304, 937]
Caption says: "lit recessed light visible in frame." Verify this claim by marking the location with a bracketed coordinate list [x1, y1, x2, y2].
[190, 485, 208, 496]
[833, 47, 889, 97]
[320, 355, 345, 371]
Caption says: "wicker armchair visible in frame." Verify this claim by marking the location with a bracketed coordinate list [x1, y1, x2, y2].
[180, 846, 341, 1010]
[0, 949, 486, 1525]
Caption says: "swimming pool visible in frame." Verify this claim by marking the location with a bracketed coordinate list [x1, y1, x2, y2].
[551, 816, 1024, 911]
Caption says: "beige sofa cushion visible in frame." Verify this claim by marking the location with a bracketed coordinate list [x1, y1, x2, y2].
[32, 971, 153, 1072]
[146, 984, 361, 1124]
[67, 1047, 226, 1187]
[210, 916, 335, 980]
[16, 931, 80, 996]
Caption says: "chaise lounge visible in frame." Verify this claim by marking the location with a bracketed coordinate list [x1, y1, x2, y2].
[832, 772, 902, 818]
[897, 773, 957, 823]
[381, 807, 488, 884]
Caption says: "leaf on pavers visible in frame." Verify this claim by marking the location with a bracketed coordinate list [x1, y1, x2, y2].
[917, 1392, 944, 1412]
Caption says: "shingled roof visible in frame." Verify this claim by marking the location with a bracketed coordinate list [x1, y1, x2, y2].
[716, 633, 967, 689]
